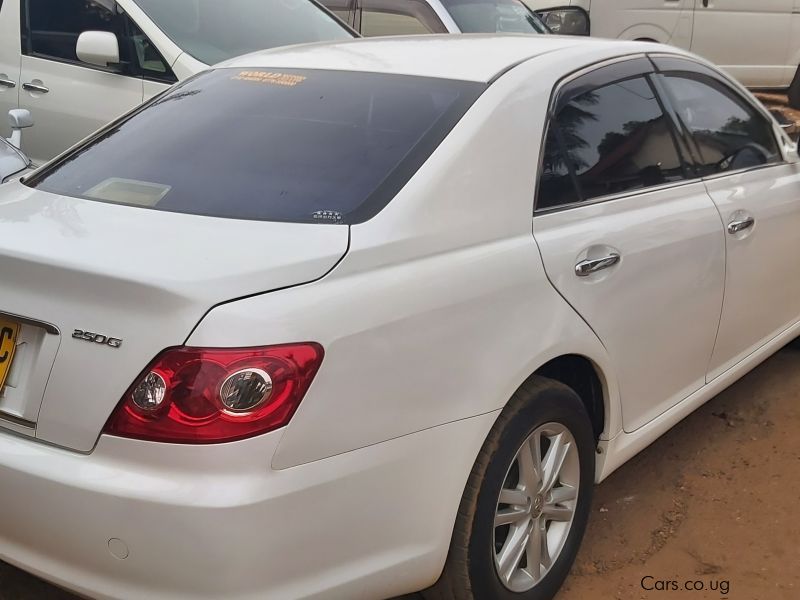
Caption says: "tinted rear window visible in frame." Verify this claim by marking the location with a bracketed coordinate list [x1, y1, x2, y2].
[26, 69, 484, 224]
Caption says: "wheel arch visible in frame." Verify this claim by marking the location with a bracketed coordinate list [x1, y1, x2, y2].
[616, 23, 671, 44]
[533, 354, 607, 441]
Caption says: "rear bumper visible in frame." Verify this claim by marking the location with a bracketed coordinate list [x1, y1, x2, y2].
[0, 411, 497, 600]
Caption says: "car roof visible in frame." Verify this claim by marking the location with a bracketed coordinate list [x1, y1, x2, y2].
[217, 34, 663, 83]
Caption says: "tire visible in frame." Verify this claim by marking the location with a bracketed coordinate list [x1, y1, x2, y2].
[423, 377, 595, 600]
[789, 67, 800, 110]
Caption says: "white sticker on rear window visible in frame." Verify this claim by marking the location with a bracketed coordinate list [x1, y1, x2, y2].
[312, 210, 344, 223]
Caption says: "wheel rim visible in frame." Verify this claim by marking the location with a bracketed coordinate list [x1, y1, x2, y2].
[493, 422, 580, 593]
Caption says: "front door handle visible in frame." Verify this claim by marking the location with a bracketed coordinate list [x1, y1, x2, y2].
[727, 217, 755, 235]
[22, 82, 49, 94]
[575, 253, 621, 277]
[0, 78, 16, 89]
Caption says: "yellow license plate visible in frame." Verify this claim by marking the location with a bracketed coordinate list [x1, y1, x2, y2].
[0, 319, 20, 390]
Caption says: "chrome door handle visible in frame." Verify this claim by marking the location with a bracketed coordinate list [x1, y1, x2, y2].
[22, 82, 49, 94]
[575, 253, 621, 277]
[0, 78, 16, 89]
[727, 217, 755, 235]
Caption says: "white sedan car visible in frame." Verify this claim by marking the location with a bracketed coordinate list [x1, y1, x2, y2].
[0, 35, 797, 600]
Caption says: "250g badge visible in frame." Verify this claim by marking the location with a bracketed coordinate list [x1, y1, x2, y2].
[72, 329, 123, 349]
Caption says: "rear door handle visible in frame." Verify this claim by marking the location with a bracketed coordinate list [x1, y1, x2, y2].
[0, 78, 16, 89]
[727, 217, 755, 234]
[575, 253, 621, 277]
[22, 82, 49, 94]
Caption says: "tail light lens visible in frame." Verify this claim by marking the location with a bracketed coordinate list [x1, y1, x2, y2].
[103, 343, 324, 444]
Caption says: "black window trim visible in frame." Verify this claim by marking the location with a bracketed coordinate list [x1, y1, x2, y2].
[534, 53, 790, 216]
[19, 0, 177, 85]
[535, 54, 694, 214]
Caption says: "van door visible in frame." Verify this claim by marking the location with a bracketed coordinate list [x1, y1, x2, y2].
[18, 0, 175, 163]
[788, 0, 800, 86]
[691, 0, 792, 87]
[590, 0, 693, 49]
[0, 0, 21, 139]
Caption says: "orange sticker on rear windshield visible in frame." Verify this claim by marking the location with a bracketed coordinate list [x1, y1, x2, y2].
[232, 71, 307, 87]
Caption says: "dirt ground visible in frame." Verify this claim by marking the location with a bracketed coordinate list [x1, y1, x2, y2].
[2, 97, 799, 600]
[556, 344, 800, 600]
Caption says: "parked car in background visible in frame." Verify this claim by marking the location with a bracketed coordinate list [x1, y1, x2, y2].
[0, 0, 355, 163]
[1, 110, 33, 183]
[523, 0, 800, 108]
[322, 0, 549, 36]
[0, 34, 798, 600]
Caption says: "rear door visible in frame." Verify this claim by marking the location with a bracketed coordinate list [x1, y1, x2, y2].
[653, 56, 800, 379]
[533, 58, 726, 432]
[690, 0, 792, 87]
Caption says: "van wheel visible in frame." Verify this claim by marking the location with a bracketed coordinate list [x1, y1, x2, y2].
[789, 67, 800, 110]
[423, 378, 595, 600]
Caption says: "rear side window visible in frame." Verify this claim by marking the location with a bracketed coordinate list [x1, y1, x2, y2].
[538, 76, 685, 210]
[26, 69, 484, 224]
[322, 0, 356, 26]
[660, 75, 781, 175]
[360, 0, 447, 36]
[439, 0, 547, 34]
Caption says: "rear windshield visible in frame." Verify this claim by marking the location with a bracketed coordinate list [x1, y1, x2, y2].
[132, 0, 354, 66]
[26, 69, 484, 224]
[440, 0, 547, 34]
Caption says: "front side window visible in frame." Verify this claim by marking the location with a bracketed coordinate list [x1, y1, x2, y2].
[439, 0, 547, 33]
[26, 69, 484, 224]
[360, 0, 447, 36]
[23, 0, 174, 81]
[538, 76, 686, 210]
[661, 75, 781, 175]
[132, 0, 354, 66]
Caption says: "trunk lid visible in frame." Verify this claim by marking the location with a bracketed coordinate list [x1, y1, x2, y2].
[0, 184, 348, 451]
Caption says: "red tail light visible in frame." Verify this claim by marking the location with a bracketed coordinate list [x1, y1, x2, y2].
[104, 343, 324, 444]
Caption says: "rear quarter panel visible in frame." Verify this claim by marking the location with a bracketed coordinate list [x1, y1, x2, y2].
[188, 50, 630, 470]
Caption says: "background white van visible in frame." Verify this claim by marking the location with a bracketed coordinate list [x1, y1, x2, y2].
[527, 0, 800, 107]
